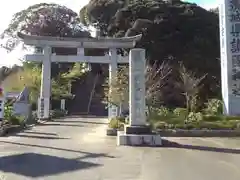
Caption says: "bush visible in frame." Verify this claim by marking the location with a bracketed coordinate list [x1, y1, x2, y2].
[185, 112, 203, 123]
[148, 106, 172, 121]
[116, 116, 125, 123]
[50, 109, 67, 118]
[173, 108, 188, 117]
[204, 99, 223, 115]
[4, 106, 25, 125]
[108, 118, 124, 130]
[157, 106, 170, 117]
[203, 115, 224, 122]
[153, 121, 168, 129]
[224, 116, 240, 120]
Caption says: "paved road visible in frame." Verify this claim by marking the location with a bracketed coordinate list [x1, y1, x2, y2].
[0, 117, 239, 180]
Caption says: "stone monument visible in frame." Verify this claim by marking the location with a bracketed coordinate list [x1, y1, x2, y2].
[219, 0, 240, 115]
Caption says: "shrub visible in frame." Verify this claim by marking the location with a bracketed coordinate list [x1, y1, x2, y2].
[198, 121, 236, 130]
[116, 116, 125, 123]
[173, 108, 188, 117]
[4, 106, 25, 125]
[203, 115, 224, 122]
[153, 121, 168, 129]
[224, 116, 240, 120]
[157, 106, 170, 116]
[50, 109, 67, 118]
[108, 118, 124, 130]
[185, 112, 203, 123]
[204, 99, 223, 115]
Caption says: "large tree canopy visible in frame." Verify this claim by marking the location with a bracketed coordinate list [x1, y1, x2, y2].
[81, 0, 220, 104]
[2, 3, 90, 51]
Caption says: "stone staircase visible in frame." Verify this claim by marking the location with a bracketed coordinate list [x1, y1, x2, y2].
[67, 68, 107, 116]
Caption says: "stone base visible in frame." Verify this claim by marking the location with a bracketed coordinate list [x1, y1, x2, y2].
[124, 125, 151, 134]
[117, 131, 162, 147]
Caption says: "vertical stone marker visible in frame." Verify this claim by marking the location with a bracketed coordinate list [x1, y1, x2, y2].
[117, 48, 162, 146]
[219, 0, 240, 115]
[129, 48, 146, 126]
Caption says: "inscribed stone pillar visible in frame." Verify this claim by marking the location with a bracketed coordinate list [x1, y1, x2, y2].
[108, 48, 118, 119]
[38, 46, 51, 119]
[129, 48, 146, 126]
[219, 0, 240, 115]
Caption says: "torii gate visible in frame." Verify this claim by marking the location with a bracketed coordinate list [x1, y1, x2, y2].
[17, 32, 162, 146]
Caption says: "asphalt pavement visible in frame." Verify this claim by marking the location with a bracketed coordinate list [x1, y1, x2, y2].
[0, 117, 239, 180]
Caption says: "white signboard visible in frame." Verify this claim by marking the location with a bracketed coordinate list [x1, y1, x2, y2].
[219, 0, 240, 115]
[60, 99, 65, 110]
[13, 102, 30, 115]
[38, 98, 50, 119]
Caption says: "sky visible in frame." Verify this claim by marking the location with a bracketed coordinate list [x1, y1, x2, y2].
[0, 0, 218, 67]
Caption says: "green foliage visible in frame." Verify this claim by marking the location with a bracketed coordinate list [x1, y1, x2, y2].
[153, 121, 168, 130]
[108, 118, 124, 130]
[204, 99, 223, 115]
[83, 0, 220, 106]
[185, 112, 203, 123]
[2, 3, 90, 51]
[4, 106, 25, 125]
[50, 109, 68, 118]
[173, 108, 188, 117]
[148, 105, 240, 130]
[103, 65, 129, 107]
[4, 61, 89, 104]
[203, 115, 224, 122]
[156, 106, 170, 117]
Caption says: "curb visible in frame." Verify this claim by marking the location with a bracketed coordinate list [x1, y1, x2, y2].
[106, 128, 240, 137]
[156, 129, 240, 137]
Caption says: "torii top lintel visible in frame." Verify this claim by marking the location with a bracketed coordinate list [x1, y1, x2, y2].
[17, 32, 142, 49]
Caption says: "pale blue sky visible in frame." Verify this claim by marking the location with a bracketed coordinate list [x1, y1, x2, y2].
[0, 0, 218, 67]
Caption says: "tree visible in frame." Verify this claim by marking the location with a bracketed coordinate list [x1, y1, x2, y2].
[3, 62, 88, 103]
[81, 0, 220, 105]
[80, 0, 127, 35]
[103, 61, 172, 113]
[177, 63, 207, 112]
[2, 3, 90, 51]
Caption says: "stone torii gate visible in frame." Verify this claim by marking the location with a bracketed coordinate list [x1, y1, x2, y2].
[17, 32, 140, 119]
[18, 32, 162, 146]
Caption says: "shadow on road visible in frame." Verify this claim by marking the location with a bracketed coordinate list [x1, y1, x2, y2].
[0, 140, 115, 157]
[53, 120, 107, 125]
[162, 139, 240, 154]
[61, 115, 107, 119]
[11, 134, 69, 140]
[0, 153, 101, 178]
[37, 123, 83, 127]
[24, 131, 58, 136]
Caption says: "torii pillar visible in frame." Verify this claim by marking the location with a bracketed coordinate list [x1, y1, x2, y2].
[38, 46, 51, 119]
